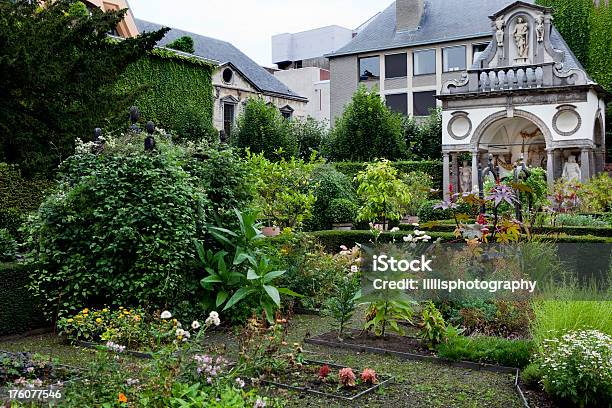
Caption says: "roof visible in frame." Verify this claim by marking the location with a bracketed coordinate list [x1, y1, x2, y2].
[135, 19, 306, 101]
[328, 0, 527, 57]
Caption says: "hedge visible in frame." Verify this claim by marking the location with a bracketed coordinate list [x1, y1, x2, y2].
[398, 222, 612, 238]
[307, 230, 612, 252]
[117, 50, 216, 142]
[0, 163, 54, 236]
[0, 263, 48, 336]
[333, 161, 443, 189]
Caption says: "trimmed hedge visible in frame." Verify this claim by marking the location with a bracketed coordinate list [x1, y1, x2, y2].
[0, 263, 48, 336]
[399, 222, 612, 238]
[0, 163, 54, 236]
[333, 161, 443, 189]
[307, 230, 612, 252]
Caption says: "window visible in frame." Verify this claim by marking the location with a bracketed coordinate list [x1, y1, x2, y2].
[385, 53, 407, 78]
[223, 103, 235, 137]
[359, 56, 380, 81]
[472, 42, 490, 64]
[280, 105, 294, 120]
[222, 68, 233, 84]
[443, 46, 466, 72]
[413, 49, 436, 76]
[413, 91, 437, 116]
[386, 93, 408, 116]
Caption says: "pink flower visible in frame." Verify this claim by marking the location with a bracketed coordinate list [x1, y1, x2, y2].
[360, 368, 378, 384]
[338, 367, 356, 387]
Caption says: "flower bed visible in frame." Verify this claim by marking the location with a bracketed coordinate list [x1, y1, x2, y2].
[0, 351, 80, 396]
[262, 360, 392, 401]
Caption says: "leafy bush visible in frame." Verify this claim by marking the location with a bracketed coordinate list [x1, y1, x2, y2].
[356, 159, 411, 227]
[291, 117, 329, 160]
[333, 161, 443, 190]
[417, 199, 473, 222]
[578, 172, 612, 213]
[418, 301, 447, 349]
[408, 108, 442, 160]
[555, 213, 609, 227]
[539, 329, 611, 407]
[308, 164, 356, 230]
[0, 229, 17, 262]
[521, 362, 542, 388]
[402, 171, 433, 216]
[436, 335, 534, 368]
[232, 98, 296, 159]
[26, 137, 208, 316]
[522, 167, 548, 212]
[324, 273, 361, 340]
[328, 199, 358, 224]
[166, 35, 195, 54]
[247, 151, 318, 229]
[0, 163, 54, 237]
[324, 86, 407, 161]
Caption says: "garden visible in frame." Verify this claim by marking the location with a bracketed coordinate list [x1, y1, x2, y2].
[1, 2, 611, 407]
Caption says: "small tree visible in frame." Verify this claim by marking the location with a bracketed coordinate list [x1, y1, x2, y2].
[324, 274, 360, 341]
[409, 108, 442, 160]
[291, 116, 328, 160]
[166, 36, 195, 54]
[355, 159, 411, 229]
[324, 86, 407, 161]
[232, 98, 296, 159]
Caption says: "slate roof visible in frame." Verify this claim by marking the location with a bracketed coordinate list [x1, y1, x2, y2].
[135, 19, 306, 101]
[327, 0, 584, 73]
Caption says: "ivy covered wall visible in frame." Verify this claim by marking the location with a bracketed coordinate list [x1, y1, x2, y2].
[537, 0, 612, 91]
[117, 49, 216, 142]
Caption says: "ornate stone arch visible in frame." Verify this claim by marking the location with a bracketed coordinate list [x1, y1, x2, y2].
[593, 109, 605, 148]
[469, 109, 552, 150]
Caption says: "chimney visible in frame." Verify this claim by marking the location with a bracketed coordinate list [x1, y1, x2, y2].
[396, 0, 425, 32]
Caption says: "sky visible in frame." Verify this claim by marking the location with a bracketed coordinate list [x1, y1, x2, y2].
[128, 0, 391, 66]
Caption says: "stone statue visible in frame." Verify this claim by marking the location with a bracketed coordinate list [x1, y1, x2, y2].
[535, 14, 544, 43]
[513, 17, 529, 59]
[460, 161, 472, 193]
[562, 155, 581, 182]
[495, 17, 505, 47]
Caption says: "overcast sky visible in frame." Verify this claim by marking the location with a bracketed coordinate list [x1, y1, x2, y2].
[128, 0, 391, 66]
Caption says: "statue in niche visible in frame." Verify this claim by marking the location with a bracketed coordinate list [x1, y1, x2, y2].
[535, 14, 545, 43]
[459, 161, 472, 193]
[513, 17, 529, 60]
[562, 155, 581, 182]
[495, 17, 505, 47]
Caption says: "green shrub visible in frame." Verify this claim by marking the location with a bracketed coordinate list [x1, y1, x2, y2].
[308, 164, 356, 230]
[356, 159, 410, 226]
[408, 108, 442, 160]
[324, 86, 407, 161]
[578, 172, 612, 213]
[418, 301, 447, 349]
[437, 335, 534, 368]
[291, 117, 328, 160]
[166, 35, 195, 54]
[402, 171, 434, 216]
[0, 229, 17, 262]
[26, 136, 209, 316]
[539, 329, 611, 407]
[324, 273, 361, 339]
[522, 167, 548, 211]
[521, 362, 542, 388]
[0, 163, 54, 236]
[417, 199, 473, 222]
[232, 98, 296, 159]
[328, 199, 358, 224]
[333, 161, 443, 190]
[555, 213, 609, 227]
[0, 263, 48, 335]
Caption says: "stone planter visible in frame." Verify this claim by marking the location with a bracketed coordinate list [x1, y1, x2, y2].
[261, 226, 281, 237]
[402, 216, 420, 225]
[332, 223, 353, 231]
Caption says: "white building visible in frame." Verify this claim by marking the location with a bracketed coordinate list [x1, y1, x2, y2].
[274, 68, 330, 124]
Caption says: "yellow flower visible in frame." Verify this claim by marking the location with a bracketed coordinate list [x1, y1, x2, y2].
[134, 315, 141, 321]
[119, 306, 124, 309]
[82, 308, 89, 313]
[67, 318, 74, 323]
[95, 318, 102, 324]
[76, 315, 83, 319]
[102, 308, 109, 313]
[123, 310, 129, 315]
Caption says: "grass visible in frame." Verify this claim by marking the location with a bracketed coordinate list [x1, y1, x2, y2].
[0, 315, 527, 408]
[436, 335, 534, 368]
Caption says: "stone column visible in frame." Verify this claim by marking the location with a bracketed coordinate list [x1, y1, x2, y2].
[589, 149, 595, 177]
[580, 148, 591, 182]
[471, 150, 480, 193]
[451, 153, 459, 192]
[546, 148, 555, 188]
[443, 152, 450, 200]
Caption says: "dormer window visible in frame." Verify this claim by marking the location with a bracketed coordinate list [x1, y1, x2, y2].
[279, 105, 294, 120]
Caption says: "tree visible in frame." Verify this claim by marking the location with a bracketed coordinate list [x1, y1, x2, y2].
[409, 108, 442, 160]
[231, 98, 297, 159]
[0, 0, 167, 177]
[324, 86, 407, 162]
[167, 35, 195, 54]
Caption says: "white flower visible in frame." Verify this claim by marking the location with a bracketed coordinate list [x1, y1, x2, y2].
[205, 311, 221, 326]
[160, 310, 172, 319]
[184, 331, 191, 339]
[390, 227, 400, 232]
[350, 265, 358, 273]
[411, 222, 420, 227]
[254, 399, 267, 408]
[403, 235, 413, 242]
[236, 377, 245, 388]
[176, 328, 186, 337]
[191, 320, 201, 330]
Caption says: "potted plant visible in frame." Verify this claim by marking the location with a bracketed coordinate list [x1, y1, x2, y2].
[261, 224, 281, 237]
[328, 198, 357, 230]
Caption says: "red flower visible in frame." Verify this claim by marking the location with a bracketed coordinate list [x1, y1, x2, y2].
[318, 364, 330, 379]
[360, 368, 378, 384]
